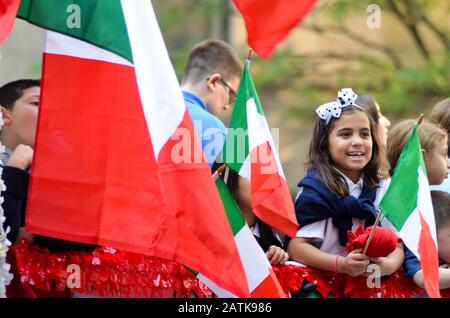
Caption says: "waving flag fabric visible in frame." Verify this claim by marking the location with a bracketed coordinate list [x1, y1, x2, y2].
[232, 0, 317, 58]
[223, 61, 298, 238]
[380, 125, 441, 298]
[19, 0, 249, 297]
[214, 178, 285, 298]
[0, 0, 21, 44]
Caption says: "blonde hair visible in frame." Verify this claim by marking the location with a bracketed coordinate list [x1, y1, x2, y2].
[430, 97, 450, 153]
[386, 119, 447, 176]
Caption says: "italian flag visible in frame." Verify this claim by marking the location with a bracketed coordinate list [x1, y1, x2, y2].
[0, 0, 21, 44]
[215, 178, 285, 298]
[18, 0, 249, 298]
[223, 61, 298, 238]
[232, 0, 317, 58]
[380, 125, 441, 298]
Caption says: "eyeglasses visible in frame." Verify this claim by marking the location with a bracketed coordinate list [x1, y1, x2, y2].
[207, 77, 237, 105]
[218, 78, 237, 105]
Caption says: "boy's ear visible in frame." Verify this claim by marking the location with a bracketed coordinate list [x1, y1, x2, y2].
[205, 73, 221, 92]
[0, 106, 12, 126]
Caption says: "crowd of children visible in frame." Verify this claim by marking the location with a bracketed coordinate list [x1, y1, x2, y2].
[1, 38, 450, 298]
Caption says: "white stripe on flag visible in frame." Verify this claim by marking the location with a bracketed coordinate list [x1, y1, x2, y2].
[121, 0, 185, 159]
[196, 274, 237, 298]
[235, 225, 271, 292]
[245, 98, 285, 178]
[417, 168, 437, 242]
[238, 156, 251, 181]
[398, 168, 437, 258]
[44, 31, 132, 67]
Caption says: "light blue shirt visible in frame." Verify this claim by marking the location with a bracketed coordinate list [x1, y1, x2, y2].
[183, 91, 226, 167]
[0, 147, 12, 166]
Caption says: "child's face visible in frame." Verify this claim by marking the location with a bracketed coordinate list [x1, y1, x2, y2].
[375, 102, 391, 147]
[424, 138, 449, 185]
[437, 224, 450, 264]
[327, 111, 373, 182]
[8, 86, 40, 148]
[206, 75, 240, 116]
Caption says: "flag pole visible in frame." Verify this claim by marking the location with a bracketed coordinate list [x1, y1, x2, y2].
[363, 113, 425, 255]
[362, 212, 383, 255]
[416, 113, 424, 125]
[212, 164, 227, 181]
[247, 48, 253, 62]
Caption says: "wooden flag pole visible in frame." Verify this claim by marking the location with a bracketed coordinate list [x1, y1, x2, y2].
[416, 113, 424, 125]
[247, 48, 253, 61]
[362, 212, 383, 255]
[212, 164, 227, 181]
[363, 113, 425, 255]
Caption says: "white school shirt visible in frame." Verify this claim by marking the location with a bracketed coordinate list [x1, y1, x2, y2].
[295, 174, 366, 256]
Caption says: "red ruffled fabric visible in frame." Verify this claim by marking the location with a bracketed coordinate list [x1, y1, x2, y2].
[273, 264, 346, 298]
[343, 270, 422, 298]
[9, 241, 214, 298]
[273, 264, 422, 298]
[346, 225, 400, 257]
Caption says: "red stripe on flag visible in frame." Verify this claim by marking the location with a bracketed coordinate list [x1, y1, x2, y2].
[418, 211, 441, 298]
[232, 0, 317, 58]
[250, 268, 286, 298]
[26, 53, 249, 297]
[0, 0, 21, 44]
[250, 142, 298, 238]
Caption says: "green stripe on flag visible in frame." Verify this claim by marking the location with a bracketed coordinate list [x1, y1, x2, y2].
[18, 0, 132, 62]
[216, 178, 246, 235]
[223, 62, 250, 172]
[380, 125, 421, 229]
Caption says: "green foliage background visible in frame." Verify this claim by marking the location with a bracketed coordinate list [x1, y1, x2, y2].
[154, 0, 449, 124]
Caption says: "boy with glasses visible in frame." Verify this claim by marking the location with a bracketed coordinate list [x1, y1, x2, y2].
[181, 39, 242, 167]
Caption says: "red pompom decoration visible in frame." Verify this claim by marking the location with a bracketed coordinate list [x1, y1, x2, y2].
[345, 225, 400, 257]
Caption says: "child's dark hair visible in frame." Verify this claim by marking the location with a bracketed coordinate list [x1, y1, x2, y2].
[0, 79, 41, 110]
[355, 95, 379, 124]
[224, 168, 284, 251]
[431, 191, 450, 229]
[307, 105, 381, 197]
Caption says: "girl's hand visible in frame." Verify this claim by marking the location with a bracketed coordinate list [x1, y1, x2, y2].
[440, 263, 450, 269]
[266, 245, 289, 265]
[369, 257, 395, 275]
[341, 248, 369, 277]
[367, 256, 395, 276]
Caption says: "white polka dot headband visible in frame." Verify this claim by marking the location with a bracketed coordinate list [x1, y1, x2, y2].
[315, 88, 359, 124]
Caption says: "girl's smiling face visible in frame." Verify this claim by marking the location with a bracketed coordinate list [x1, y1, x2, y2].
[327, 111, 373, 183]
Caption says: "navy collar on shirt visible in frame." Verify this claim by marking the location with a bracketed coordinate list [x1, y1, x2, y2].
[182, 91, 207, 111]
[295, 170, 377, 246]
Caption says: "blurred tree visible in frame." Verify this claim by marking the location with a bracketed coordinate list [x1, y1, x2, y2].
[153, 0, 449, 120]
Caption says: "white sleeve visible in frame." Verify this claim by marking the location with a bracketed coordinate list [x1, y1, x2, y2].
[296, 220, 326, 241]
[374, 178, 391, 211]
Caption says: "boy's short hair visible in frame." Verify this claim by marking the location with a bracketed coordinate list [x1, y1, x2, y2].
[181, 39, 243, 84]
[386, 119, 447, 176]
[430, 97, 450, 154]
[431, 191, 450, 229]
[0, 79, 41, 110]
